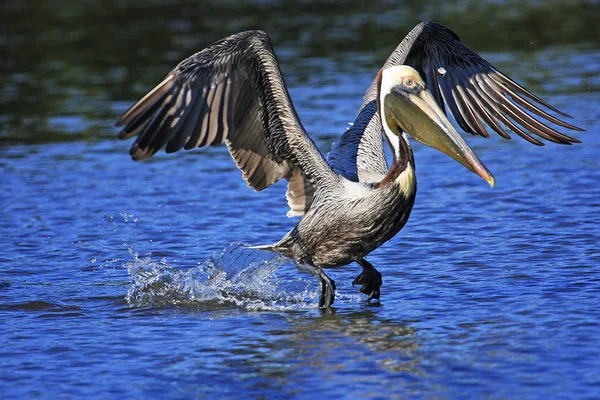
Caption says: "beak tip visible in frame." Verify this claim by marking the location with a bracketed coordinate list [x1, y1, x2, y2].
[487, 175, 496, 188]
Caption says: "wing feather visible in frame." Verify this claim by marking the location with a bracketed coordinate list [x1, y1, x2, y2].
[328, 22, 583, 181]
[403, 22, 583, 143]
[117, 74, 176, 131]
[117, 31, 328, 211]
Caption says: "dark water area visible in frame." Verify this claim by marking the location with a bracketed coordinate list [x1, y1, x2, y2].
[1, 0, 600, 398]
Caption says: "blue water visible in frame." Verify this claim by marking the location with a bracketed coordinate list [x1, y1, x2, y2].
[2, 1, 600, 398]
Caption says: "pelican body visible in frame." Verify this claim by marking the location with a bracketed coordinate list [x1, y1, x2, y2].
[116, 22, 582, 308]
[273, 135, 416, 269]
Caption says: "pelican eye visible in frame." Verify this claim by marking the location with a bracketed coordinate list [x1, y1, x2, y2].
[404, 78, 414, 87]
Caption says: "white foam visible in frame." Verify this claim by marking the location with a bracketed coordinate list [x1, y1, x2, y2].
[125, 243, 322, 311]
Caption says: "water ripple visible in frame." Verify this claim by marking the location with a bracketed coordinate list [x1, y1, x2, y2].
[126, 243, 324, 311]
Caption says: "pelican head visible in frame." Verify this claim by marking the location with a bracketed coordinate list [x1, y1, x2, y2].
[379, 65, 495, 187]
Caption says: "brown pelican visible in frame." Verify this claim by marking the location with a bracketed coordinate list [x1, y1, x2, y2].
[116, 22, 582, 308]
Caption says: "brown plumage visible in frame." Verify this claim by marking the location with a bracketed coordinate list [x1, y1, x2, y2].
[116, 23, 582, 308]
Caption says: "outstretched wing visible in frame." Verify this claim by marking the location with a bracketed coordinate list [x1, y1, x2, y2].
[329, 21, 583, 182]
[116, 30, 331, 215]
[402, 22, 583, 145]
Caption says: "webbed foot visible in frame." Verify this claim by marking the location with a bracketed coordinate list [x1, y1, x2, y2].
[353, 259, 382, 302]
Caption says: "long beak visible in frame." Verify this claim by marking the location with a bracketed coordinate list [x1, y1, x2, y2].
[385, 86, 496, 187]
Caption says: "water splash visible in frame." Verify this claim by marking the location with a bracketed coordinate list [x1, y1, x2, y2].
[125, 243, 320, 310]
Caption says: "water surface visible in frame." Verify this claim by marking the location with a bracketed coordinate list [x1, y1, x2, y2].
[1, 1, 600, 398]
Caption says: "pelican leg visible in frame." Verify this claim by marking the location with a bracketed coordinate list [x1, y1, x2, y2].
[315, 268, 336, 308]
[295, 263, 336, 308]
[353, 258, 382, 302]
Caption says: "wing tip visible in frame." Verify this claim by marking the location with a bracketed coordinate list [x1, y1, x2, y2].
[114, 72, 178, 129]
[129, 144, 154, 161]
[117, 129, 130, 140]
[570, 125, 586, 133]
